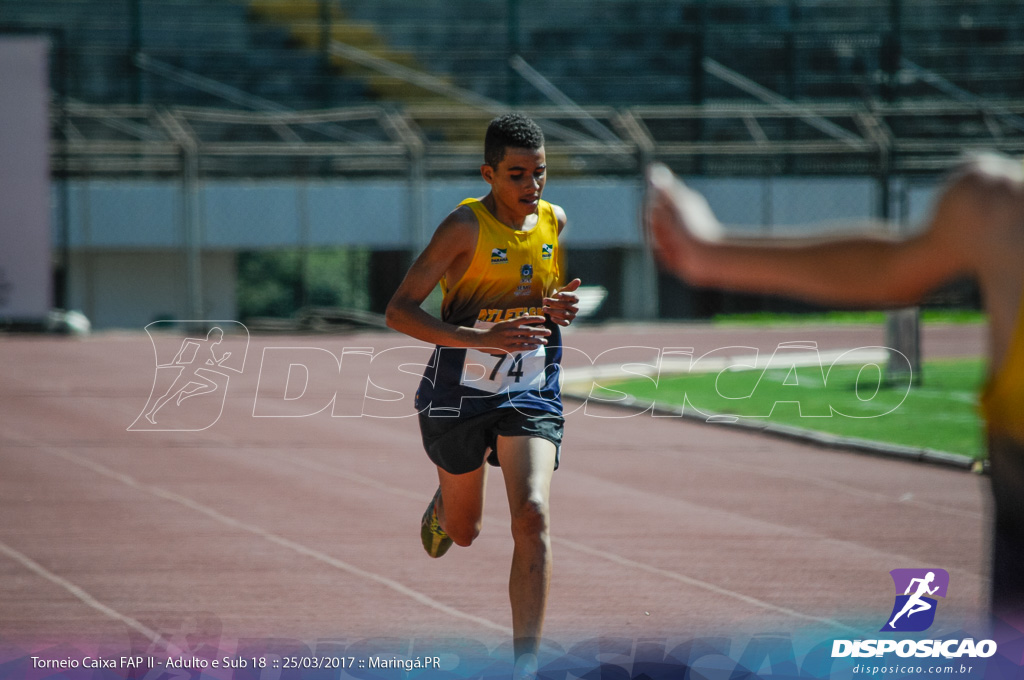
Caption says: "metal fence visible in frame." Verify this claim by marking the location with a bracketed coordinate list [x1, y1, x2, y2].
[50, 97, 1024, 328]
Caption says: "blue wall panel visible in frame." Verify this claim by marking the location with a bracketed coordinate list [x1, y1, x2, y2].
[67, 181, 180, 248]
[306, 181, 406, 246]
[202, 182, 300, 248]
[55, 176, 932, 250]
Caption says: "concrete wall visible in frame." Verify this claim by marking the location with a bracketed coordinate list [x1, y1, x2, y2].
[53, 175, 936, 328]
[55, 176, 901, 249]
[67, 251, 235, 330]
[0, 37, 51, 321]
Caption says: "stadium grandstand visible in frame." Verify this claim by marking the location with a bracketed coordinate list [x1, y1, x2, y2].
[2, 0, 1023, 328]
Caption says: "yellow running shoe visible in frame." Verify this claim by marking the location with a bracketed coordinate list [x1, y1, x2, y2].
[420, 487, 453, 558]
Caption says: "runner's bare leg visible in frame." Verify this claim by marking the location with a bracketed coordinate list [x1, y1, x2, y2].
[496, 435, 558, 671]
[436, 463, 488, 547]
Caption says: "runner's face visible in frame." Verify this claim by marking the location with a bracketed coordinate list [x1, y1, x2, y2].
[483, 146, 547, 223]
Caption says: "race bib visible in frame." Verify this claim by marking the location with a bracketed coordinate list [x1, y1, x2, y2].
[460, 321, 547, 394]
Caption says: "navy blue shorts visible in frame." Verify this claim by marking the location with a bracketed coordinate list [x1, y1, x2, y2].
[418, 407, 563, 475]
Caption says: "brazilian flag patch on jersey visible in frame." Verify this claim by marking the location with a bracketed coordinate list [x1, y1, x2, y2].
[541, 243, 553, 259]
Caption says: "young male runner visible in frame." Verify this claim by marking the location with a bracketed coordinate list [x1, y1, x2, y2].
[386, 113, 581, 673]
[645, 154, 1024, 630]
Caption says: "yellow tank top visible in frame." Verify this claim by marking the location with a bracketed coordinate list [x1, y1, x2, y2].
[981, 286, 1024, 443]
[441, 198, 561, 328]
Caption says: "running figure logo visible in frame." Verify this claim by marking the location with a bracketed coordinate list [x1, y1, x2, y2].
[129, 321, 249, 431]
[881, 568, 950, 632]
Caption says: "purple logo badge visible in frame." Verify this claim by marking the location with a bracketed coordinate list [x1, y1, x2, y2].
[881, 568, 949, 632]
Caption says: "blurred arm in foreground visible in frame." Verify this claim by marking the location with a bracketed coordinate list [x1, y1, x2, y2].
[645, 154, 1024, 629]
[645, 154, 1024, 372]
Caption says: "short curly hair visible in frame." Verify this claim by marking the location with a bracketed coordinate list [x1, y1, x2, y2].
[484, 113, 544, 168]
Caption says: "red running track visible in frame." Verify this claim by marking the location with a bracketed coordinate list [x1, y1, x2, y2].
[0, 322, 989, 653]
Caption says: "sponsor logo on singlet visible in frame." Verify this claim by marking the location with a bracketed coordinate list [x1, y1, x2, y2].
[478, 307, 544, 323]
[516, 264, 534, 296]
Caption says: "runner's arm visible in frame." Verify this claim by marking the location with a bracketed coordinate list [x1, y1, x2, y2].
[542, 203, 582, 326]
[386, 212, 551, 352]
[645, 163, 985, 307]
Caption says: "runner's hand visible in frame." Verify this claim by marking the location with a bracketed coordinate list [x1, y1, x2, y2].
[477, 315, 551, 352]
[645, 164, 722, 280]
[543, 278, 582, 327]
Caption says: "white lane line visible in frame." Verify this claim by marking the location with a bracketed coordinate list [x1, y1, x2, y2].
[560, 347, 890, 384]
[38, 446, 512, 636]
[564, 467, 982, 587]
[592, 432, 984, 520]
[272, 454, 426, 503]
[551, 537, 860, 634]
[0, 539, 166, 644]
[242, 449, 865, 633]
[5, 427, 967, 640]
[564, 424, 984, 521]
[698, 457, 984, 520]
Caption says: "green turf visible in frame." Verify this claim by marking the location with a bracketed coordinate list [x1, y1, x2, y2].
[602, 358, 987, 459]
